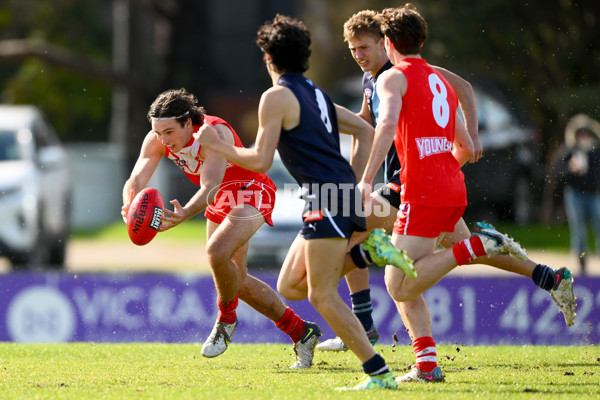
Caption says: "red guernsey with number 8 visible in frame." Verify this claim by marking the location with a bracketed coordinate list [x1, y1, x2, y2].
[127, 187, 164, 245]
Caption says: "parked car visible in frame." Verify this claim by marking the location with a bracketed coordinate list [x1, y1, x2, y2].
[0, 105, 71, 269]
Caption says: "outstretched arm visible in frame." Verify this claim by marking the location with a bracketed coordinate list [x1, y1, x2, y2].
[196, 86, 289, 173]
[434, 66, 481, 163]
[121, 132, 164, 222]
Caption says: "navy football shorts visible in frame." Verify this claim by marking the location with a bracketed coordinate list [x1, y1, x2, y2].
[300, 207, 359, 240]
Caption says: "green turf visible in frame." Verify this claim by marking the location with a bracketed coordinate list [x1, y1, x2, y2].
[72, 219, 571, 249]
[493, 222, 574, 252]
[0, 343, 598, 399]
[71, 218, 208, 243]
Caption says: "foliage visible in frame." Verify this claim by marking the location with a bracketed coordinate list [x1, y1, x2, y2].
[423, 0, 600, 154]
[0, 0, 112, 141]
[73, 220, 571, 251]
[0, 0, 599, 157]
[72, 218, 208, 243]
[304, 0, 600, 159]
[0, 343, 597, 399]
[5, 61, 112, 141]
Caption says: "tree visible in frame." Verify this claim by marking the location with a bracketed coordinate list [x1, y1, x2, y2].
[425, 0, 600, 155]
[302, 0, 600, 159]
[0, 1, 114, 142]
[2, 0, 598, 167]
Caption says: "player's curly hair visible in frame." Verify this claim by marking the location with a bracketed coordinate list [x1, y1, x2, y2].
[343, 10, 383, 42]
[256, 14, 311, 73]
[377, 3, 427, 55]
[147, 88, 206, 126]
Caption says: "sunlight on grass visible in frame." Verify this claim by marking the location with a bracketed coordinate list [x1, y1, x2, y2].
[0, 343, 597, 399]
[72, 219, 571, 251]
[72, 218, 207, 243]
[493, 222, 572, 251]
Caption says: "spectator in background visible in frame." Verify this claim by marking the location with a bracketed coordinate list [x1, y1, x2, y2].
[552, 114, 600, 275]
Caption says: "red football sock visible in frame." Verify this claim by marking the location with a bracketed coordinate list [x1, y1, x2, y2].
[217, 295, 238, 324]
[452, 236, 486, 265]
[274, 307, 306, 343]
[413, 336, 438, 373]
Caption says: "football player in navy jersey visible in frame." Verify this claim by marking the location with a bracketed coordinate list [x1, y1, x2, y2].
[197, 13, 405, 391]
[122, 88, 331, 370]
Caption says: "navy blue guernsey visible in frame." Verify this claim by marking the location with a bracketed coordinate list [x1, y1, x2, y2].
[362, 60, 401, 183]
[276, 73, 365, 227]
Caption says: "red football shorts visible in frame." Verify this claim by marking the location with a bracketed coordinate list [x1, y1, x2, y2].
[393, 203, 466, 238]
[205, 180, 276, 226]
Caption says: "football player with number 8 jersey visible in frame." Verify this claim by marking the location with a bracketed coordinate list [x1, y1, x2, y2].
[358, 4, 537, 383]
[327, 6, 575, 384]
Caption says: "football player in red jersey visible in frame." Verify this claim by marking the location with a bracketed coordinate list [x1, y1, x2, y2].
[320, 10, 576, 367]
[356, 4, 573, 384]
[121, 88, 321, 369]
[317, 9, 481, 354]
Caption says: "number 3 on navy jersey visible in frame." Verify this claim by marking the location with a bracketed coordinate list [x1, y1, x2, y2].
[428, 74, 450, 128]
[314, 88, 333, 133]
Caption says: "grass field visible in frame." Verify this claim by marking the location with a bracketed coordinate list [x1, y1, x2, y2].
[72, 218, 208, 243]
[1, 343, 598, 399]
[50, 221, 595, 399]
[73, 219, 575, 251]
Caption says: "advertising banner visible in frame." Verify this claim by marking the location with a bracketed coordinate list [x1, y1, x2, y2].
[1, 272, 597, 345]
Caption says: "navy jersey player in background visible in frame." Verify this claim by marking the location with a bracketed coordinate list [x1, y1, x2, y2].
[197, 14, 409, 390]
[318, 7, 479, 354]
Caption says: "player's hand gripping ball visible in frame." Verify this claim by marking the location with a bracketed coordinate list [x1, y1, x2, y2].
[127, 187, 164, 245]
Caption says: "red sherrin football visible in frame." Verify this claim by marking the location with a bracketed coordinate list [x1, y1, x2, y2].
[127, 187, 164, 245]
